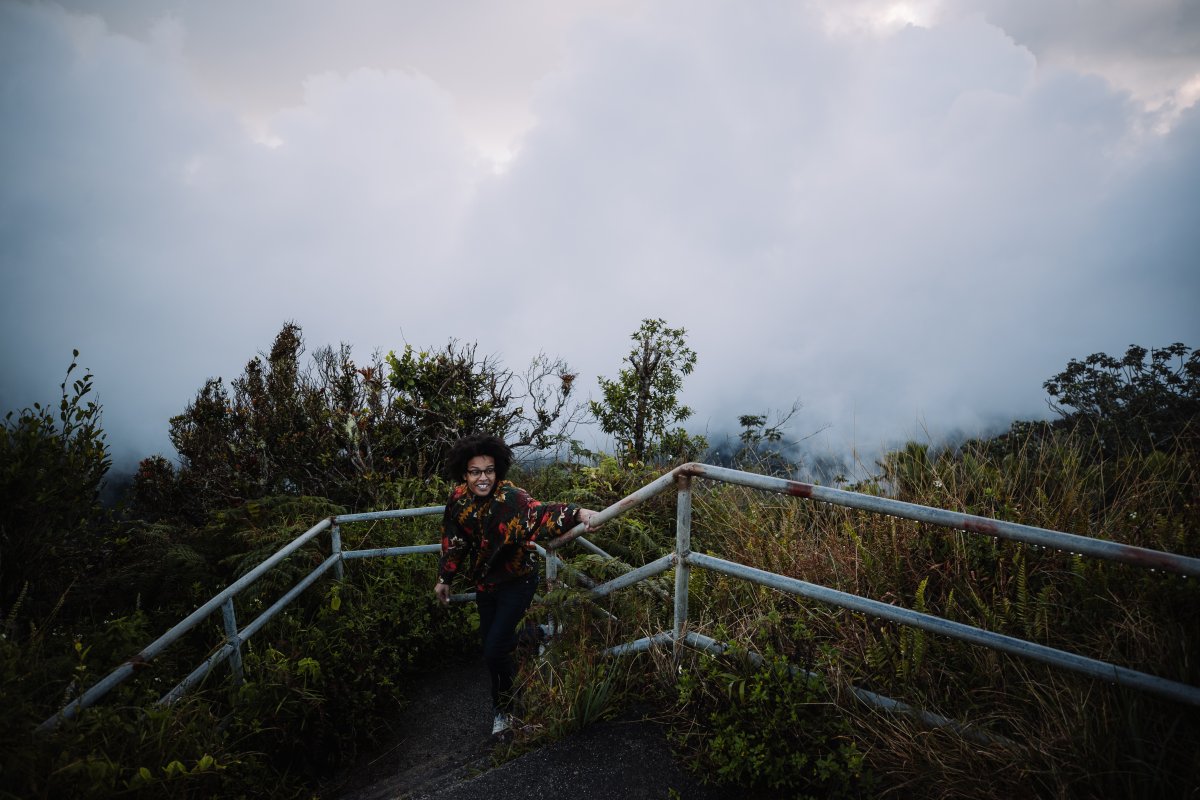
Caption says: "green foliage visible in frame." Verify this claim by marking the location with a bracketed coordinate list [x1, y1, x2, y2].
[557, 456, 679, 564]
[9, 702, 267, 800]
[673, 651, 874, 798]
[9, 332, 1200, 799]
[0, 351, 111, 614]
[383, 342, 581, 478]
[0, 525, 475, 799]
[590, 318, 698, 462]
[691, 419, 1200, 798]
[162, 323, 582, 515]
[230, 557, 474, 774]
[0, 619, 277, 800]
[1044, 342, 1198, 455]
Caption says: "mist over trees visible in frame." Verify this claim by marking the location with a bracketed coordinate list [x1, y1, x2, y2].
[2, 328, 1198, 798]
[144, 322, 585, 517]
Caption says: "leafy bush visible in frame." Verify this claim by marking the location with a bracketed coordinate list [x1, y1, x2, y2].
[673, 650, 874, 798]
[230, 556, 476, 774]
[163, 322, 584, 516]
[0, 351, 111, 615]
[1044, 342, 1198, 456]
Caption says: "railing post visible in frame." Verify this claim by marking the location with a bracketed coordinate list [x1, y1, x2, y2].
[221, 598, 244, 685]
[674, 474, 692, 642]
[330, 523, 344, 581]
[543, 545, 559, 645]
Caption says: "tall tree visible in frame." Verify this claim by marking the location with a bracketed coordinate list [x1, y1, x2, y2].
[591, 318, 697, 462]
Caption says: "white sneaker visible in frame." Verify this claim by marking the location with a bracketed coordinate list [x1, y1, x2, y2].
[491, 712, 511, 736]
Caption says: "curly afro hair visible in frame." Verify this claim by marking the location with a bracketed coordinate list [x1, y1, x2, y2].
[446, 434, 513, 483]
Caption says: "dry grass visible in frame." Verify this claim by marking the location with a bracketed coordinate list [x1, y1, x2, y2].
[672, 430, 1200, 798]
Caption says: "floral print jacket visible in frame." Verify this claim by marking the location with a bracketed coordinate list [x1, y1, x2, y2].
[438, 480, 582, 592]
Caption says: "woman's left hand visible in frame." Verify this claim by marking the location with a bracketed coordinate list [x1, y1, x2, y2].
[577, 508, 601, 531]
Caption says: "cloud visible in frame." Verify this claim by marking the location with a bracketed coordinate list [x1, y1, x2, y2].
[0, 2, 483, 462]
[1, 1, 1197, 479]
[957, 0, 1200, 120]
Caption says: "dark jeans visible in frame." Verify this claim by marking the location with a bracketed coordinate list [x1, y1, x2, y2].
[476, 570, 538, 713]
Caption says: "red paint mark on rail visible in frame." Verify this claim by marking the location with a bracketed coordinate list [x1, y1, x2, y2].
[1109, 544, 1192, 573]
[786, 481, 814, 499]
[961, 517, 999, 536]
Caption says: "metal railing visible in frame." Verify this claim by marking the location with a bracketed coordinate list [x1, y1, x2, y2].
[39, 462, 1200, 733]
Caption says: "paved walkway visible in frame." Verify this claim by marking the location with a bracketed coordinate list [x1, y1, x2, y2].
[322, 659, 738, 800]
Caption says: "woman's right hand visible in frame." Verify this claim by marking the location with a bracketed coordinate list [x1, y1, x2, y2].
[577, 508, 601, 531]
[434, 582, 451, 605]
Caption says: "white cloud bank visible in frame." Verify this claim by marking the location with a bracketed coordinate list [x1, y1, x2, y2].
[1, 1, 1197, 475]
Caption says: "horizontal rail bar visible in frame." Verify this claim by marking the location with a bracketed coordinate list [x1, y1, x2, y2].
[687, 552, 1200, 707]
[588, 554, 675, 599]
[241, 553, 342, 641]
[159, 642, 237, 706]
[158, 552, 344, 705]
[343, 544, 441, 559]
[573, 535, 614, 559]
[546, 468, 681, 550]
[38, 517, 334, 731]
[605, 631, 677, 657]
[332, 506, 444, 523]
[682, 463, 1200, 577]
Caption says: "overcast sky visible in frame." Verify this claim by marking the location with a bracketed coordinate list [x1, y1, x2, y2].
[2, 0, 1198, 479]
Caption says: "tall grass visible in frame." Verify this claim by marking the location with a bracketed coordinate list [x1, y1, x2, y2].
[676, 428, 1199, 797]
[507, 429, 1197, 797]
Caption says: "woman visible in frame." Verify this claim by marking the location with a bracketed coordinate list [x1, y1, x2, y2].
[435, 434, 601, 735]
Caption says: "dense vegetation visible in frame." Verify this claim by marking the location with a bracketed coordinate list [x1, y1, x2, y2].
[1, 328, 1196, 799]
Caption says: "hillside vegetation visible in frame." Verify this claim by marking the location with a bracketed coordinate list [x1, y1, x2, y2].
[1, 326, 1196, 799]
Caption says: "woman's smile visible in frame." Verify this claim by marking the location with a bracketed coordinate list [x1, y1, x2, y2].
[465, 455, 497, 497]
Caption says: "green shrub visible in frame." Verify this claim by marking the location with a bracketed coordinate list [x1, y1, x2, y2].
[673, 650, 875, 798]
[227, 553, 475, 774]
[1, 352, 111, 616]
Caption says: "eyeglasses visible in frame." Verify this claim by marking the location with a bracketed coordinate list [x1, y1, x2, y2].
[466, 466, 496, 478]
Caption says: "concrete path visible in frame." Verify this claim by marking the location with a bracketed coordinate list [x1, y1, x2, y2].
[322, 659, 738, 800]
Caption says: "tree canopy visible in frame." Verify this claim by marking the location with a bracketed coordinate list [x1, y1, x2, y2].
[590, 318, 698, 462]
[1043, 342, 1198, 454]
[154, 322, 584, 514]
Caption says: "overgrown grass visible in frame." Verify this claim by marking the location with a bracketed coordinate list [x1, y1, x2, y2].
[4, 427, 1196, 798]
[677, 429, 1200, 798]
[501, 429, 1198, 798]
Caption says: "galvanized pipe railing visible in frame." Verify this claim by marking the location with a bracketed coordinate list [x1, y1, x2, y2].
[38, 516, 333, 731]
[41, 461, 1200, 734]
[677, 463, 1200, 576]
[593, 466, 1200, 724]
[38, 507, 445, 732]
[687, 551, 1198, 706]
[606, 465, 1199, 712]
